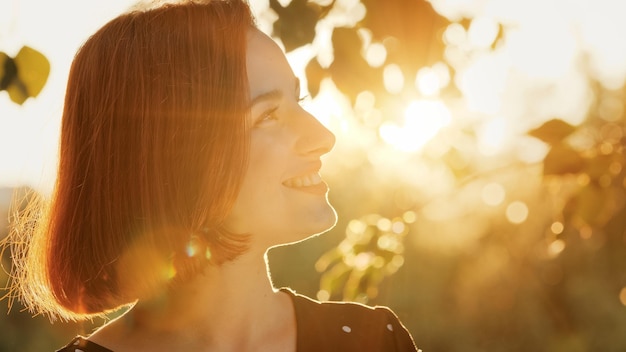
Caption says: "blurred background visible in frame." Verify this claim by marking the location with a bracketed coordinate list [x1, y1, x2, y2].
[1, 0, 626, 350]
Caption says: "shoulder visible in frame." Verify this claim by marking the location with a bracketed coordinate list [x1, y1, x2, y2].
[281, 289, 418, 352]
[56, 336, 113, 352]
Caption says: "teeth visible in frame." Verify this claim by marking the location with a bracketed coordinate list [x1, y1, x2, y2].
[284, 173, 322, 188]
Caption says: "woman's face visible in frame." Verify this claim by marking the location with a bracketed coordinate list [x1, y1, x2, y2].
[222, 29, 337, 248]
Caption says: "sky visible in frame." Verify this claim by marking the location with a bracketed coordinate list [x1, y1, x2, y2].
[0, 0, 139, 193]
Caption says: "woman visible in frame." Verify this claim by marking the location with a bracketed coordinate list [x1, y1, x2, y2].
[6, 0, 418, 350]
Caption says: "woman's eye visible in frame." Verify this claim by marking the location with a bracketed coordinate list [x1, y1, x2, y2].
[255, 106, 279, 126]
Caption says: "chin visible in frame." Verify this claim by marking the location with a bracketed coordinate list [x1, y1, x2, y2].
[275, 205, 337, 247]
[302, 205, 338, 238]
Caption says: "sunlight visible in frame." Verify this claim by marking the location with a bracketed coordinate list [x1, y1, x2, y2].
[306, 79, 352, 131]
[415, 63, 450, 97]
[164, 261, 177, 281]
[578, 0, 626, 89]
[467, 16, 499, 49]
[477, 117, 510, 156]
[379, 99, 451, 152]
[457, 52, 508, 115]
[185, 235, 201, 257]
[505, 22, 577, 80]
[364, 42, 387, 67]
[383, 64, 405, 94]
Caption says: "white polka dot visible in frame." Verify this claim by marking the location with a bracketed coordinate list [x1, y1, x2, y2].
[73, 340, 80, 345]
[75, 349, 85, 352]
[342, 325, 352, 333]
[387, 323, 394, 331]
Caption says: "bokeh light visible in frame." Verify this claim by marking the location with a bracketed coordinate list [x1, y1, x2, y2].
[383, 64, 404, 94]
[505, 201, 529, 224]
[481, 182, 506, 206]
[364, 42, 386, 67]
[550, 221, 564, 235]
[3, 0, 626, 350]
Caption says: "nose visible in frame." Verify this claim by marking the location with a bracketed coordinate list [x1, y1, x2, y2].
[295, 110, 336, 156]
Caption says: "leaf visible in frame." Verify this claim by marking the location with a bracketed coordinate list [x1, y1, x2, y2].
[528, 119, 576, 145]
[328, 27, 381, 103]
[542, 143, 585, 176]
[0, 52, 20, 93]
[270, 0, 320, 52]
[305, 57, 326, 98]
[360, 0, 449, 75]
[0, 46, 50, 105]
[0, 52, 13, 88]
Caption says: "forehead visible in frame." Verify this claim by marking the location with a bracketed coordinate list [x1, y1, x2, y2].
[246, 29, 296, 97]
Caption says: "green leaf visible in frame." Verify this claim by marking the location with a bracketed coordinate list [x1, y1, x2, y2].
[528, 118, 576, 145]
[542, 143, 585, 176]
[0, 46, 50, 105]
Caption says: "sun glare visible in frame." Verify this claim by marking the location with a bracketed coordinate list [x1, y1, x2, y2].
[379, 100, 451, 152]
[415, 63, 450, 97]
[477, 117, 510, 156]
[467, 16, 499, 49]
[383, 64, 405, 94]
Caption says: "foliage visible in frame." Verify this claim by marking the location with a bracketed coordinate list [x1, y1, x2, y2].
[2, 0, 626, 351]
[267, 0, 626, 351]
[0, 46, 50, 105]
[315, 213, 411, 302]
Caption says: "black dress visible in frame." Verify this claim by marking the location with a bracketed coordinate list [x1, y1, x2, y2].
[57, 289, 418, 352]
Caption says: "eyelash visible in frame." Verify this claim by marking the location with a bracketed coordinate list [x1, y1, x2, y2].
[257, 106, 279, 124]
[255, 95, 309, 126]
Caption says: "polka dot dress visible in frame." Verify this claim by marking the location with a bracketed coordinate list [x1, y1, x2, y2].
[56, 337, 112, 352]
[283, 288, 419, 351]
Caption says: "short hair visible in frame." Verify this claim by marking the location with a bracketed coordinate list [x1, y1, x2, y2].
[5, 0, 254, 321]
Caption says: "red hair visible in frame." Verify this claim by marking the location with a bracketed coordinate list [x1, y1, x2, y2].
[6, 0, 254, 321]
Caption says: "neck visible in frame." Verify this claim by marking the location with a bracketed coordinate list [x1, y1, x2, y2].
[99, 250, 296, 351]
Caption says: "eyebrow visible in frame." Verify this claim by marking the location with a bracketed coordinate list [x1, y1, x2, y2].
[249, 77, 301, 108]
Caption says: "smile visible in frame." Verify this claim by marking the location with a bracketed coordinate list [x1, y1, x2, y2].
[283, 172, 323, 188]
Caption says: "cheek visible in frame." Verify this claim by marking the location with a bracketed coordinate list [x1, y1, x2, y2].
[227, 136, 287, 223]
[245, 137, 286, 191]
